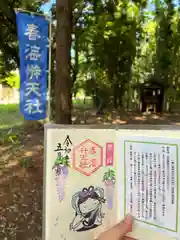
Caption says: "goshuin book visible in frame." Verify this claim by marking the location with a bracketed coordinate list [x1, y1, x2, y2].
[43, 125, 180, 240]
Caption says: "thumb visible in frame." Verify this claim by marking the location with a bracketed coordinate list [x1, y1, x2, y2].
[98, 215, 133, 240]
[116, 214, 133, 238]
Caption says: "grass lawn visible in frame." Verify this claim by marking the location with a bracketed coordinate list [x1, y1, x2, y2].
[72, 97, 93, 109]
[0, 104, 23, 130]
[0, 98, 93, 129]
[0, 104, 24, 144]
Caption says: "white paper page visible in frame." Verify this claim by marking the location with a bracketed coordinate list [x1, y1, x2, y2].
[43, 127, 117, 240]
[117, 133, 180, 240]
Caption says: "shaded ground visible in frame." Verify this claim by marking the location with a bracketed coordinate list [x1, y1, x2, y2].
[72, 109, 180, 126]
[1, 109, 180, 239]
[0, 130, 44, 240]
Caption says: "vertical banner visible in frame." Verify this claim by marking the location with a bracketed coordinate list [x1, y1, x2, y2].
[16, 11, 49, 120]
[105, 142, 114, 166]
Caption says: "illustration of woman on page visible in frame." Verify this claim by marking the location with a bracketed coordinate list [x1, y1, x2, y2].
[69, 186, 105, 232]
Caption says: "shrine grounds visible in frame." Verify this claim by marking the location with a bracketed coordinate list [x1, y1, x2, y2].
[1, 102, 180, 239]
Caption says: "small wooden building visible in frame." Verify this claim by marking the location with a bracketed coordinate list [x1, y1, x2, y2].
[136, 78, 166, 113]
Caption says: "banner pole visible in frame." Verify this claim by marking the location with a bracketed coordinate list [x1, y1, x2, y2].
[47, 18, 52, 122]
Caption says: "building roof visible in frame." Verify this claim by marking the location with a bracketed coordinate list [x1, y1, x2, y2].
[133, 76, 171, 90]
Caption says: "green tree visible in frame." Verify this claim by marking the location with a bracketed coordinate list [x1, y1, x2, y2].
[75, 0, 147, 109]
[154, 0, 175, 88]
[1, 0, 180, 117]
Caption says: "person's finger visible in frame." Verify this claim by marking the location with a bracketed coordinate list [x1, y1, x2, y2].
[98, 215, 133, 240]
[124, 237, 137, 240]
[114, 215, 133, 238]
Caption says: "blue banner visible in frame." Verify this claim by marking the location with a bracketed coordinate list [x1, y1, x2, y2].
[16, 12, 49, 120]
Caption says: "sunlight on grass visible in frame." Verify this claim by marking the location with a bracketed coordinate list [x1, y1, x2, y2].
[73, 97, 93, 108]
[0, 98, 93, 130]
[0, 104, 23, 129]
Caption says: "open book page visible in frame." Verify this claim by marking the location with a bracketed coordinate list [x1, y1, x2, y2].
[43, 126, 180, 240]
[43, 127, 117, 240]
[117, 130, 180, 240]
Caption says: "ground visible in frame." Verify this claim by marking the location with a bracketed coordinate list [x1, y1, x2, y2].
[1, 102, 180, 239]
[0, 128, 43, 240]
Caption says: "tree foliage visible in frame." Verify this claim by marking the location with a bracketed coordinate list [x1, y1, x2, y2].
[1, 0, 180, 121]
[70, 0, 180, 109]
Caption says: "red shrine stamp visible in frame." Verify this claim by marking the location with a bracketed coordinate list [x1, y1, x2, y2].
[72, 139, 103, 176]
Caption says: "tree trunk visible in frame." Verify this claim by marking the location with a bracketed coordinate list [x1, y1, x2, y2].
[118, 86, 124, 108]
[55, 0, 72, 124]
[113, 83, 118, 109]
[72, 38, 79, 86]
